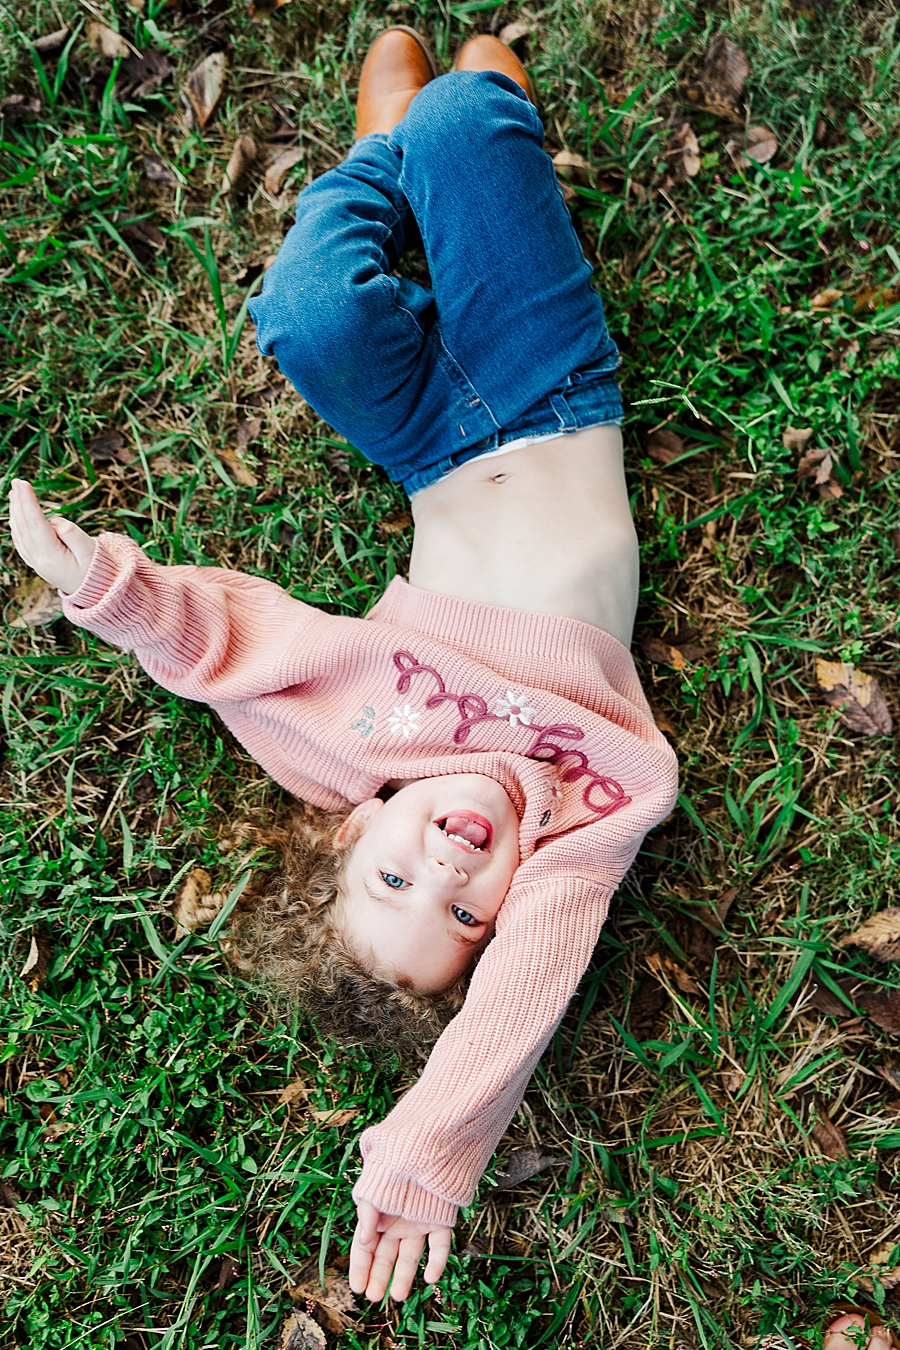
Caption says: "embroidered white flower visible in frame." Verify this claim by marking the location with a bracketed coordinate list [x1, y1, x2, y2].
[494, 689, 537, 728]
[387, 703, 421, 739]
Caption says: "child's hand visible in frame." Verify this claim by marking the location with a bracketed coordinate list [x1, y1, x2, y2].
[349, 1199, 452, 1302]
[8, 479, 96, 594]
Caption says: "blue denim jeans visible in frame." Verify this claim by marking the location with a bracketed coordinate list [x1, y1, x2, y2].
[249, 70, 622, 495]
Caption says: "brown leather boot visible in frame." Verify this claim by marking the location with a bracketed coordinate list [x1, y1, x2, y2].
[355, 27, 439, 139]
[452, 34, 536, 105]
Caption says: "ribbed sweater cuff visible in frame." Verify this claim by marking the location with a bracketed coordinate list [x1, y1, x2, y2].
[352, 1168, 459, 1229]
[61, 536, 120, 610]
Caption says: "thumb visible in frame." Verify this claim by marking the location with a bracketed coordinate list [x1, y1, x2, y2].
[354, 1200, 380, 1246]
[52, 515, 96, 566]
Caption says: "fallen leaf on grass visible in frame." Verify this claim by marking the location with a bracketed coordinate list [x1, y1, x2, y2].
[646, 950, 703, 995]
[645, 427, 684, 463]
[87, 429, 135, 466]
[816, 659, 893, 737]
[264, 147, 304, 194]
[639, 635, 686, 669]
[280, 1311, 326, 1350]
[119, 47, 172, 98]
[783, 426, 813, 452]
[681, 34, 749, 118]
[32, 27, 70, 57]
[0, 1181, 22, 1206]
[86, 21, 131, 59]
[223, 135, 257, 192]
[42, 1120, 77, 1140]
[377, 510, 412, 538]
[19, 932, 51, 989]
[183, 52, 226, 131]
[855, 988, 900, 1035]
[853, 285, 900, 314]
[277, 1078, 312, 1106]
[839, 909, 900, 964]
[811, 1109, 848, 1159]
[309, 1108, 358, 1126]
[629, 975, 669, 1038]
[879, 1066, 900, 1092]
[811, 287, 842, 309]
[719, 1070, 745, 1093]
[0, 94, 41, 118]
[495, 1146, 563, 1189]
[553, 149, 588, 169]
[220, 451, 258, 488]
[857, 1266, 900, 1297]
[499, 21, 529, 43]
[599, 1205, 635, 1227]
[668, 122, 700, 179]
[868, 1240, 900, 1268]
[143, 154, 177, 185]
[289, 1272, 360, 1334]
[796, 445, 842, 498]
[249, 0, 290, 20]
[9, 576, 63, 629]
[805, 974, 861, 1018]
[121, 219, 166, 268]
[726, 125, 778, 168]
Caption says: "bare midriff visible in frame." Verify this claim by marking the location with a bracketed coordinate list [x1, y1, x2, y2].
[408, 424, 639, 645]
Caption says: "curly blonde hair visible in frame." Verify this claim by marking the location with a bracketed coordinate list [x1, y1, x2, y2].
[230, 803, 468, 1051]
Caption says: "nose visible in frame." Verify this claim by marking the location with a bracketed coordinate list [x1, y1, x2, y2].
[425, 854, 468, 889]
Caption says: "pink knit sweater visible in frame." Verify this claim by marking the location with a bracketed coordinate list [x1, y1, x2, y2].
[62, 534, 678, 1227]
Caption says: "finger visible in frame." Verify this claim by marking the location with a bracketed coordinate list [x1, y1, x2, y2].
[365, 1234, 400, 1303]
[387, 1233, 426, 1302]
[348, 1207, 381, 1295]
[422, 1228, 452, 1286]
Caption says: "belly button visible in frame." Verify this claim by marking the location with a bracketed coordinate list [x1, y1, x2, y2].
[491, 472, 509, 484]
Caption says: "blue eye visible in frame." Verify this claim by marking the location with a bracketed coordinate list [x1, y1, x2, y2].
[381, 872, 409, 890]
[452, 905, 479, 927]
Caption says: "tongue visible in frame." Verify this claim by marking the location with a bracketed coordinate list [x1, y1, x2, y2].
[443, 813, 488, 848]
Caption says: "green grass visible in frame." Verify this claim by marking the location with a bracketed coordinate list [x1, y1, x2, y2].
[2, 0, 900, 1345]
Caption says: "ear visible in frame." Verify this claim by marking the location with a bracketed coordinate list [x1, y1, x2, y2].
[333, 798, 383, 851]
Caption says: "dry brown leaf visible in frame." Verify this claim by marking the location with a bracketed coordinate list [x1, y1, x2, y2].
[553, 149, 589, 169]
[32, 26, 70, 56]
[499, 21, 529, 43]
[805, 974, 862, 1018]
[87, 429, 135, 466]
[236, 417, 261, 449]
[816, 659, 893, 737]
[120, 48, 172, 98]
[811, 1109, 848, 1159]
[646, 950, 703, 995]
[811, 287, 842, 309]
[223, 135, 257, 192]
[879, 1066, 900, 1091]
[681, 34, 749, 117]
[669, 122, 701, 179]
[280, 1311, 326, 1350]
[9, 576, 63, 629]
[183, 52, 226, 131]
[86, 22, 131, 59]
[857, 1266, 900, 1296]
[121, 219, 167, 268]
[727, 124, 778, 168]
[309, 1108, 358, 1126]
[0, 94, 41, 118]
[839, 909, 900, 964]
[853, 285, 900, 314]
[277, 1078, 312, 1106]
[630, 974, 669, 1038]
[646, 427, 684, 463]
[495, 1146, 564, 1189]
[651, 706, 678, 736]
[264, 147, 304, 195]
[855, 988, 900, 1035]
[219, 447, 258, 488]
[289, 1273, 360, 1333]
[783, 426, 813, 452]
[377, 510, 413, 538]
[719, 1070, 745, 1093]
[639, 635, 686, 669]
[249, 0, 289, 19]
[869, 1240, 900, 1268]
[42, 1120, 77, 1141]
[143, 154, 177, 185]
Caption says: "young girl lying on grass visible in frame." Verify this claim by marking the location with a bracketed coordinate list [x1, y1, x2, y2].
[6, 28, 681, 1311]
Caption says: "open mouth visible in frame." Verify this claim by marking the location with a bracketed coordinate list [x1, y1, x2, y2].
[436, 812, 493, 853]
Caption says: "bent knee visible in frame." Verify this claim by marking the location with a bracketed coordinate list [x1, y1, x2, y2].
[400, 70, 535, 150]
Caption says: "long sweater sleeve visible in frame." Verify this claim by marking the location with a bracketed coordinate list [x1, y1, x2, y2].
[352, 871, 612, 1227]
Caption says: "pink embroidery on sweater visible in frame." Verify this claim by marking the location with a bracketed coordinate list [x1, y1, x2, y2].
[392, 650, 632, 820]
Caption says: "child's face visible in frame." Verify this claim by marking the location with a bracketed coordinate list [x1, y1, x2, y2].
[335, 774, 520, 993]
